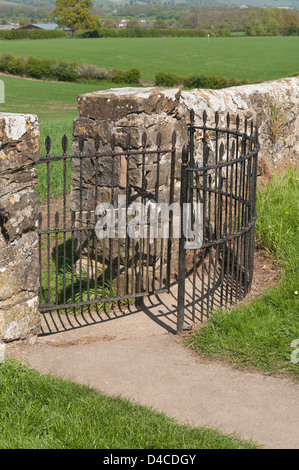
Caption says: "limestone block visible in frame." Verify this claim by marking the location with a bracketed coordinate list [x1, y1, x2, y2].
[0, 291, 40, 342]
[179, 77, 299, 166]
[77, 87, 181, 121]
[0, 113, 41, 341]
[0, 113, 40, 173]
[0, 232, 38, 300]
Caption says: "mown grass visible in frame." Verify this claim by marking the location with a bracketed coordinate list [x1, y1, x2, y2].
[0, 36, 298, 82]
[0, 358, 258, 449]
[187, 168, 299, 379]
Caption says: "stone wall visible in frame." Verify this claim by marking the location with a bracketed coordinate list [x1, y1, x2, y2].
[179, 76, 299, 170]
[73, 76, 299, 172]
[71, 89, 182, 292]
[0, 113, 40, 342]
[72, 87, 184, 207]
[70, 77, 298, 291]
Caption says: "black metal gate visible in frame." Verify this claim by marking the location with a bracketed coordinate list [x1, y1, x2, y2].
[36, 131, 177, 332]
[36, 111, 259, 334]
[177, 110, 259, 332]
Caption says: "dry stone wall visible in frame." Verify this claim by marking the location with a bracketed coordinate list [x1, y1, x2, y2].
[0, 113, 40, 342]
[179, 76, 299, 170]
[73, 76, 299, 171]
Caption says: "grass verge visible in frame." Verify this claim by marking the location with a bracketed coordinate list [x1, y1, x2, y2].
[0, 358, 258, 449]
[186, 168, 299, 380]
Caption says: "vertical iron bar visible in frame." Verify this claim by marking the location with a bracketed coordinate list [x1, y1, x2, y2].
[55, 211, 59, 305]
[177, 144, 189, 333]
[243, 140, 252, 295]
[38, 213, 43, 307]
[46, 157, 50, 305]
[138, 131, 147, 297]
[227, 140, 235, 304]
[224, 114, 230, 307]
[201, 117, 208, 319]
[236, 135, 246, 300]
[62, 137, 67, 306]
[167, 131, 176, 292]
[153, 132, 161, 291]
[71, 210, 75, 307]
[124, 133, 131, 296]
[94, 141, 99, 302]
[86, 210, 91, 302]
[109, 135, 115, 298]
[219, 176, 226, 307]
[206, 174, 212, 318]
[79, 148, 83, 305]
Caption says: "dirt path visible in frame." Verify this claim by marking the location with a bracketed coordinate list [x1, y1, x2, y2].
[8, 288, 299, 450]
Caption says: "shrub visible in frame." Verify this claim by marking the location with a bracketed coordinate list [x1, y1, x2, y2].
[155, 72, 183, 87]
[112, 69, 126, 83]
[24, 56, 56, 79]
[218, 28, 231, 37]
[75, 63, 112, 81]
[204, 75, 229, 89]
[51, 61, 77, 82]
[0, 53, 14, 72]
[112, 67, 140, 84]
[184, 74, 207, 89]
[6, 56, 26, 76]
[184, 74, 228, 89]
[97, 28, 119, 38]
[124, 67, 140, 84]
[226, 77, 250, 87]
[79, 29, 101, 38]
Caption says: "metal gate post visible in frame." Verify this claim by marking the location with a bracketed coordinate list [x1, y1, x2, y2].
[177, 144, 189, 333]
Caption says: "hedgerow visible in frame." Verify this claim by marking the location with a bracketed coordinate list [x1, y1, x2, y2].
[155, 71, 250, 89]
[0, 53, 140, 85]
[0, 29, 66, 40]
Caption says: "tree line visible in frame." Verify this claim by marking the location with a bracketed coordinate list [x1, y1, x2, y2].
[0, 1, 298, 37]
[244, 8, 299, 35]
[53, 1, 298, 37]
[110, 4, 299, 35]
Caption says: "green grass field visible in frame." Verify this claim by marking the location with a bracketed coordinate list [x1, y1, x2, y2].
[0, 36, 298, 82]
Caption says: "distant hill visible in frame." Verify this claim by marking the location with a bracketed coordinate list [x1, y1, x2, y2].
[0, 0, 55, 6]
[0, 0, 298, 9]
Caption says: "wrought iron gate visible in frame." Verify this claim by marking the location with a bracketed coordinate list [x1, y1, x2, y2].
[177, 110, 259, 332]
[36, 131, 177, 330]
